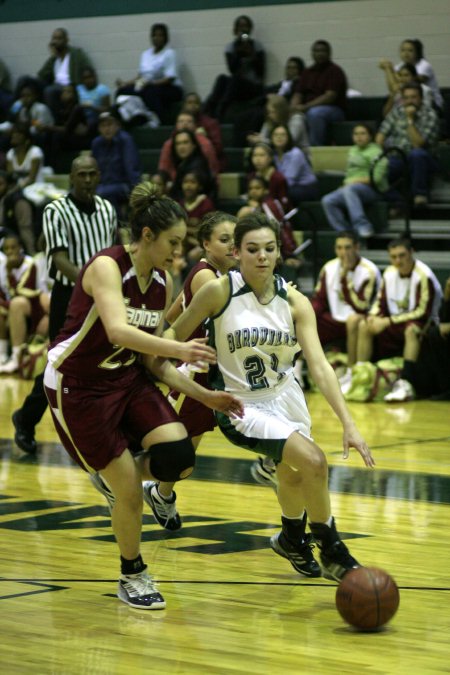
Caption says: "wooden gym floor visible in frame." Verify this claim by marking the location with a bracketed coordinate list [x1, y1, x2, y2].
[0, 376, 449, 674]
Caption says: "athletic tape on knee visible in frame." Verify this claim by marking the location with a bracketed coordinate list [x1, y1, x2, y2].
[148, 438, 195, 482]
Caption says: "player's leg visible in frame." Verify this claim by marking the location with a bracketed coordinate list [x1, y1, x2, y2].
[346, 313, 365, 367]
[281, 432, 360, 580]
[100, 450, 165, 610]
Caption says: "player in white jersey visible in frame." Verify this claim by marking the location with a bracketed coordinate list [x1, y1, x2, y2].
[167, 213, 375, 581]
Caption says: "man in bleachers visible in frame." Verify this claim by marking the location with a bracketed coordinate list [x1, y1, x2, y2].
[375, 83, 440, 207]
[290, 40, 347, 146]
[310, 231, 380, 391]
[355, 238, 442, 375]
[37, 28, 93, 115]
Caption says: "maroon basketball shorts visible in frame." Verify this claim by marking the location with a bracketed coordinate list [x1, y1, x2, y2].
[44, 363, 179, 471]
[169, 368, 216, 438]
[376, 320, 422, 358]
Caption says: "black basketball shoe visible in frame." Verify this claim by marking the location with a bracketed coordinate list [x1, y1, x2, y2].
[270, 531, 321, 577]
[309, 517, 360, 581]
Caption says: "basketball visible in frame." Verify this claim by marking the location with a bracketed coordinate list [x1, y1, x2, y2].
[335, 567, 400, 631]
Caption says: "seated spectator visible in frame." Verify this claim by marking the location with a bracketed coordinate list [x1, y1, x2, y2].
[76, 66, 111, 131]
[204, 15, 265, 121]
[379, 61, 433, 117]
[247, 142, 289, 208]
[177, 171, 215, 262]
[270, 124, 319, 205]
[384, 276, 450, 402]
[395, 39, 443, 111]
[375, 83, 440, 207]
[116, 23, 183, 119]
[237, 175, 297, 264]
[0, 232, 49, 373]
[0, 58, 13, 119]
[6, 123, 45, 188]
[0, 170, 35, 255]
[42, 84, 94, 165]
[311, 231, 381, 391]
[266, 56, 305, 101]
[158, 111, 219, 182]
[0, 81, 54, 152]
[37, 27, 93, 115]
[182, 92, 225, 169]
[91, 110, 141, 214]
[150, 170, 171, 196]
[290, 40, 347, 146]
[322, 123, 388, 238]
[354, 238, 442, 375]
[168, 129, 216, 203]
[247, 94, 310, 156]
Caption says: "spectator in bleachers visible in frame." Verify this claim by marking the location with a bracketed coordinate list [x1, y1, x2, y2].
[290, 40, 347, 146]
[379, 62, 433, 117]
[396, 39, 443, 112]
[177, 170, 215, 263]
[37, 28, 93, 115]
[0, 170, 35, 255]
[7, 82, 54, 147]
[0, 58, 13, 119]
[266, 57, 305, 101]
[150, 170, 171, 196]
[116, 23, 183, 120]
[322, 123, 388, 238]
[311, 231, 381, 392]
[76, 66, 111, 132]
[375, 83, 440, 207]
[247, 142, 289, 208]
[6, 123, 45, 188]
[270, 124, 319, 205]
[0, 232, 49, 373]
[355, 238, 442, 371]
[43, 83, 94, 165]
[247, 94, 310, 157]
[168, 130, 216, 204]
[182, 92, 224, 168]
[237, 176, 297, 265]
[158, 111, 219, 182]
[91, 110, 141, 214]
[204, 15, 266, 121]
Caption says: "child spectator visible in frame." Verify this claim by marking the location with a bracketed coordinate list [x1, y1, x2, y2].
[247, 142, 289, 208]
[76, 66, 111, 131]
[177, 171, 215, 263]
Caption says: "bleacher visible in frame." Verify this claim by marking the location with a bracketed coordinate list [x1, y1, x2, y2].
[46, 97, 450, 292]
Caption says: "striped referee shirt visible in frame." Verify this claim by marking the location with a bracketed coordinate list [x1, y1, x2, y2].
[43, 193, 117, 286]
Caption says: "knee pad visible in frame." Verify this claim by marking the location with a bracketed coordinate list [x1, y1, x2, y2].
[148, 438, 195, 482]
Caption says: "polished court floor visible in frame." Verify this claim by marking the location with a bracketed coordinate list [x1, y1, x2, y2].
[0, 375, 449, 674]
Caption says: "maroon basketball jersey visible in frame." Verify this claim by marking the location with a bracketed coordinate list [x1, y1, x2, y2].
[181, 259, 220, 340]
[48, 245, 167, 379]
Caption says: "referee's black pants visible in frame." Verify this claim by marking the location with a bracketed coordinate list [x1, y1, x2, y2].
[18, 282, 74, 431]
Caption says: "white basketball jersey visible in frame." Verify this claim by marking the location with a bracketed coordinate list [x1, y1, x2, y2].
[209, 270, 300, 399]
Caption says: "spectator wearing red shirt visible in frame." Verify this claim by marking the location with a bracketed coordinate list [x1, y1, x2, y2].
[247, 142, 289, 209]
[291, 40, 347, 146]
[182, 92, 225, 170]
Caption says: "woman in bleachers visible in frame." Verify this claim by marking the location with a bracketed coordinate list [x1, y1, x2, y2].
[321, 123, 388, 239]
[247, 94, 309, 157]
[380, 62, 433, 117]
[380, 39, 443, 112]
[247, 141, 289, 208]
[6, 123, 45, 188]
[168, 129, 216, 204]
[182, 92, 224, 169]
[270, 125, 319, 205]
[116, 23, 183, 120]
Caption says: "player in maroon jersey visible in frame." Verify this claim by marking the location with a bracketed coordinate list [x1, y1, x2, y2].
[43, 183, 243, 610]
[142, 211, 237, 530]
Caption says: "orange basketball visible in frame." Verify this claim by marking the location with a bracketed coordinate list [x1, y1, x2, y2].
[335, 567, 400, 631]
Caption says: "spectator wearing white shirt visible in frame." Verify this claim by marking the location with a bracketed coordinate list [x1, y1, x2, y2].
[116, 23, 183, 120]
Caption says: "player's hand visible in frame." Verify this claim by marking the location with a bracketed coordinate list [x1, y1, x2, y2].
[342, 423, 375, 468]
[206, 390, 244, 418]
[177, 338, 217, 365]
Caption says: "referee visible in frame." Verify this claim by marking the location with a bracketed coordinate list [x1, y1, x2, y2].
[12, 155, 118, 454]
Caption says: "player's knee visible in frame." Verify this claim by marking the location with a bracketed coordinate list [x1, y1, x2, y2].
[147, 437, 196, 482]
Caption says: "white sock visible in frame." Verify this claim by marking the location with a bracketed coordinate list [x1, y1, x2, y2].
[282, 510, 305, 521]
